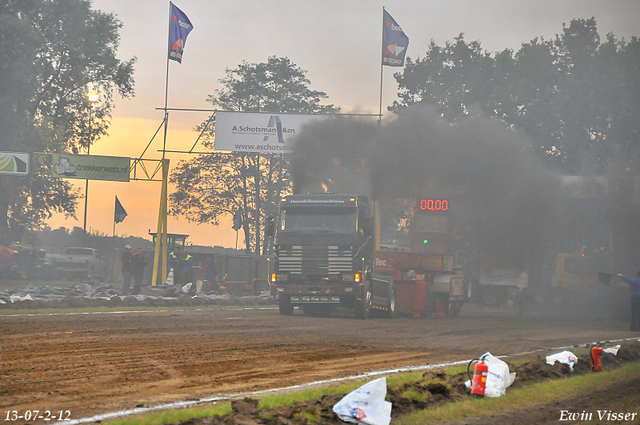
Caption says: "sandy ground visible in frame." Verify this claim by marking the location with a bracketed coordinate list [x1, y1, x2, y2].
[1, 296, 639, 424]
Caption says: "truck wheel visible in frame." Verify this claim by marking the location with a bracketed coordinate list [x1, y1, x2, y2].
[448, 302, 462, 317]
[480, 286, 508, 306]
[355, 283, 372, 320]
[279, 296, 294, 316]
[385, 282, 397, 319]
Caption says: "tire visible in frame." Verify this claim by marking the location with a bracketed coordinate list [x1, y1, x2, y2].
[279, 296, 294, 316]
[448, 302, 462, 317]
[480, 286, 508, 306]
[385, 282, 397, 319]
[355, 283, 372, 320]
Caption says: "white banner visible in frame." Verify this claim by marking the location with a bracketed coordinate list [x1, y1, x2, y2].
[214, 111, 328, 153]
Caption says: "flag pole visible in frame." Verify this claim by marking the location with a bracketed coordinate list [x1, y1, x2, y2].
[152, 2, 173, 287]
[113, 196, 116, 237]
[375, 7, 387, 252]
[378, 6, 385, 127]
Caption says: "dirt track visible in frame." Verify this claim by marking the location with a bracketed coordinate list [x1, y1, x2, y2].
[0, 303, 637, 424]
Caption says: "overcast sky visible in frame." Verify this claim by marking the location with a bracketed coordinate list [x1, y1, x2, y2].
[46, 0, 640, 248]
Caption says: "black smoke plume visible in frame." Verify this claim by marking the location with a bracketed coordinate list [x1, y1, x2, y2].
[290, 106, 562, 275]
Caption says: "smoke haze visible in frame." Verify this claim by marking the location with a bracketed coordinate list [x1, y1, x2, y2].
[290, 106, 562, 272]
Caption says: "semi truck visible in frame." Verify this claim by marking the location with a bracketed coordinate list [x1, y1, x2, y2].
[268, 194, 467, 318]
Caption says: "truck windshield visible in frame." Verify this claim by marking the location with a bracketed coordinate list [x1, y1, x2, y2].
[279, 207, 357, 233]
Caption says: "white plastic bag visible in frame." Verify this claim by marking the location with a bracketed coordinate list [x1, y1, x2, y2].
[333, 377, 392, 425]
[481, 352, 516, 397]
[546, 350, 578, 372]
[603, 345, 620, 356]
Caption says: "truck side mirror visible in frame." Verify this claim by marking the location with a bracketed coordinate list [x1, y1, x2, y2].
[266, 215, 275, 237]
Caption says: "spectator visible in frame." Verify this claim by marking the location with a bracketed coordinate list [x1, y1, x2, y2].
[121, 245, 133, 295]
[131, 248, 147, 295]
[168, 246, 183, 285]
[184, 248, 195, 294]
[617, 273, 640, 331]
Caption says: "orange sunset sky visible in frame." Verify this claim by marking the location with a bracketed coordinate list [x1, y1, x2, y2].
[44, 0, 640, 248]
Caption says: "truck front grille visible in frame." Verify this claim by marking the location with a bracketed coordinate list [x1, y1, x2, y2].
[277, 246, 353, 275]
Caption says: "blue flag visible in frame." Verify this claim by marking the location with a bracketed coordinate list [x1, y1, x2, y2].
[168, 2, 194, 63]
[115, 196, 128, 223]
[382, 9, 409, 67]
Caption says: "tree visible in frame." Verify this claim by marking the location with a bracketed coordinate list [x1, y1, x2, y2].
[391, 19, 640, 176]
[170, 57, 338, 254]
[0, 0, 136, 242]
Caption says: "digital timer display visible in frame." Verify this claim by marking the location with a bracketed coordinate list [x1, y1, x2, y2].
[418, 199, 448, 211]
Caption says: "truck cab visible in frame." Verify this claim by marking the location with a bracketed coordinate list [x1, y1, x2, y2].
[270, 194, 394, 318]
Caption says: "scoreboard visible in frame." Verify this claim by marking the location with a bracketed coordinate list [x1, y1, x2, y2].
[411, 198, 452, 254]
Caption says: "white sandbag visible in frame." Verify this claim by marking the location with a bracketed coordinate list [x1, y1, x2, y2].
[480, 352, 516, 398]
[546, 350, 578, 372]
[333, 377, 392, 425]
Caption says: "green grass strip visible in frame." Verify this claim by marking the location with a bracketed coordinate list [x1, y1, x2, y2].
[103, 402, 232, 425]
[100, 357, 539, 425]
[397, 360, 640, 424]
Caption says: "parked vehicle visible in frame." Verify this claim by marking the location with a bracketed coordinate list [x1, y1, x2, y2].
[9, 242, 52, 280]
[0, 245, 21, 279]
[46, 247, 107, 282]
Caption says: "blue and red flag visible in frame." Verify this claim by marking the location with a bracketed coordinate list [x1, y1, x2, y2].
[168, 2, 194, 63]
[382, 9, 409, 67]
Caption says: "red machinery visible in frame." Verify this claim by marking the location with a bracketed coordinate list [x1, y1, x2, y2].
[470, 360, 489, 397]
[374, 198, 467, 317]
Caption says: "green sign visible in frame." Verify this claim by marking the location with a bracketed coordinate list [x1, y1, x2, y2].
[52, 154, 130, 182]
[0, 152, 30, 176]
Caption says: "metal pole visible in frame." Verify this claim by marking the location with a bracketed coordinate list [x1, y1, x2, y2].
[378, 6, 385, 127]
[83, 106, 92, 233]
[152, 3, 173, 286]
